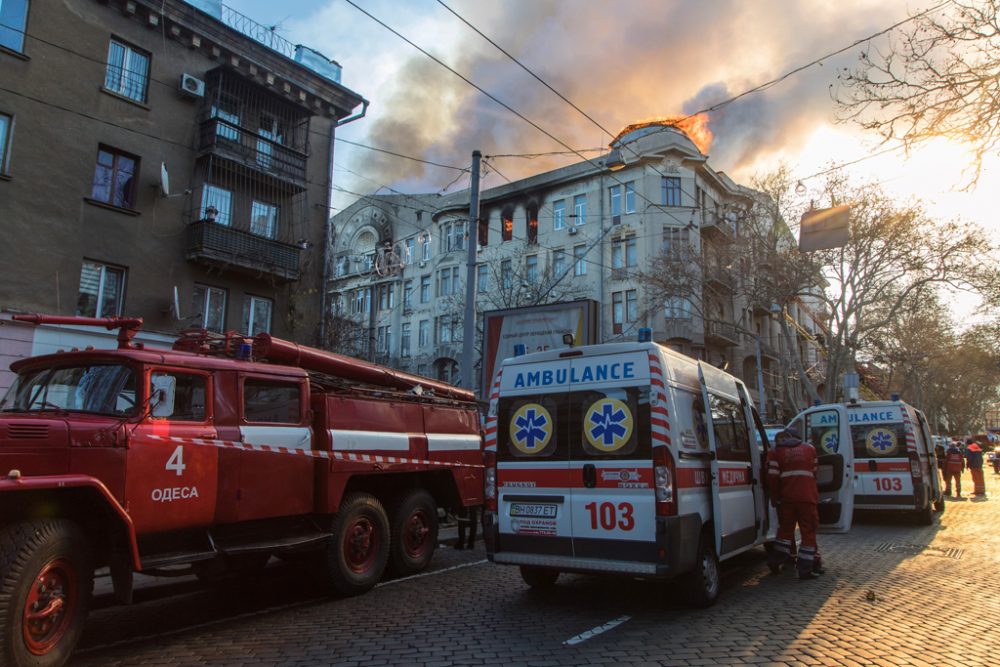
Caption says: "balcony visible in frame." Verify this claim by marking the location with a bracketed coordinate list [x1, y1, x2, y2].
[704, 265, 735, 293]
[704, 319, 739, 347]
[186, 220, 301, 282]
[759, 340, 781, 361]
[700, 212, 737, 243]
[660, 318, 700, 343]
[198, 118, 308, 189]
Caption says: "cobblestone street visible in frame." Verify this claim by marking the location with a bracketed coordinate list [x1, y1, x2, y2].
[70, 470, 1000, 667]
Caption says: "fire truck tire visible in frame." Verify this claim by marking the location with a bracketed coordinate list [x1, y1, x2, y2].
[681, 533, 719, 608]
[519, 565, 560, 589]
[0, 519, 93, 667]
[388, 490, 438, 576]
[321, 493, 390, 596]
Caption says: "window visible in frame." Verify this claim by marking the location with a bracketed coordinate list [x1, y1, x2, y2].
[417, 363, 428, 377]
[612, 291, 624, 334]
[624, 182, 636, 213]
[851, 422, 907, 459]
[610, 185, 621, 223]
[525, 255, 538, 283]
[401, 322, 412, 357]
[192, 284, 226, 332]
[626, 289, 637, 323]
[91, 146, 138, 209]
[478, 217, 489, 246]
[404, 238, 416, 264]
[573, 194, 587, 225]
[351, 288, 369, 315]
[104, 38, 150, 103]
[662, 176, 682, 207]
[421, 234, 432, 260]
[250, 200, 278, 238]
[553, 199, 566, 230]
[376, 325, 392, 354]
[418, 319, 430, 347]
[0, 112, 11, 174]
[335, 256, 349, 277]
[436, 315, 460, 344]
[244, 379, 300, 423]
[501, 210, 513, 241]
[438, 267, 460, 297]
[436, 359, 459, 384]
[662, 226, 690, 257]
[501, 259, 512, 289]
[150, 372, 207, 422]
[378, 284, 394, 311]
[709, 394, 751, 463]
[201, 184, 232, 226]
[403, 279, 414, 308]
[626, 236, 637, 267]
[441, 222, 465, 252]
[573, 244, 586, 276]
[256, 113, 284, 170]
[0, 0, 29, 53]
[477, 264, 488, 291]
[1, 364, 135, 416]
[665, 296, 692, 320]
[526, 204, 538, 243]
[211, 93, 241, 141]
[76, 260, 125, 318]
[552, 249, 566, 277]
[613, 236, 637, 268]
[420, 276, 431, 303]
[243, 295, 272, 335]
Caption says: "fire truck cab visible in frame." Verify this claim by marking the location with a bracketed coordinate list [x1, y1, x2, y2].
[482, 341, 855, 606]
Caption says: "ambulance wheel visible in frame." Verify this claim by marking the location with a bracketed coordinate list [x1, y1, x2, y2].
[388, 490, 438, 576]
[0, 519, 93, 667]
[915, 501, 934, 526]
[934, 497, 945, 513]
[321, 493, 390, 596]
[682, 534, 719, 608]
[519, 565, 560, 589]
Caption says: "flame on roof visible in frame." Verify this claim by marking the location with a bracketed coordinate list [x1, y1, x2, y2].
[613, 114, 713, 156]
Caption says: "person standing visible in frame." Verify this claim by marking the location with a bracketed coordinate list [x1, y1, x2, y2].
[766, 427, 823, 580]
[965, 439, 986, 496]
[454, 505, 479, 550]
[943, 440, 965, 496]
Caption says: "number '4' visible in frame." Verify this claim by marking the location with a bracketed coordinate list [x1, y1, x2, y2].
[166, 446, 186, 476]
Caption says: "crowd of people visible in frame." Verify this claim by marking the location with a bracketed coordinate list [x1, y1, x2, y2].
[937, 437, 992, 497]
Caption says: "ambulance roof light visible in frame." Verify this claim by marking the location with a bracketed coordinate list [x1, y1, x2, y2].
[638, 327, 652, 343]
[513, 344, 526, 357]
[813, 399, 821, 406]
[891, 393, 900, 401]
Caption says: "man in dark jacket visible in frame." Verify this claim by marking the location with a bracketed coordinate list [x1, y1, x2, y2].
[966, 440, 986, 496]
[943, 440, 965, 496]
[766, 427, 823, 580]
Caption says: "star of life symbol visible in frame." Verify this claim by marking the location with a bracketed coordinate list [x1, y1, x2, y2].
[511, 404, 552, 454]
[585, 399, 633, 452]
[867, 428, 896, 455]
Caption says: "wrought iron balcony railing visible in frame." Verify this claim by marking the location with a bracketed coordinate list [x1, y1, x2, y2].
[186, 220, 301, 281]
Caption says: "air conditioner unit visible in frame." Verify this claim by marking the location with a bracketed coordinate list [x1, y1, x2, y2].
[179, 73, 205, 99]
[568, 226, 578, 235]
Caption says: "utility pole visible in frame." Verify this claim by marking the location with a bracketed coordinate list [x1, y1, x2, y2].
[460, 150, 482, 393]
[755, 336, 767, 422]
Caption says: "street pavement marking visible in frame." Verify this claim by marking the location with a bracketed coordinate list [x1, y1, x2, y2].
[562, 615, 631, 646]
[376, 559, 488, 588]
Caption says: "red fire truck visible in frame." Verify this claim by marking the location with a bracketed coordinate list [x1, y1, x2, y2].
[0, 315, 484, 667]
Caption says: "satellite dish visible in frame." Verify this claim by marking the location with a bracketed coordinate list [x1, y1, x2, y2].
[160, 163, 170, 198]
[172, 285, 182, 320]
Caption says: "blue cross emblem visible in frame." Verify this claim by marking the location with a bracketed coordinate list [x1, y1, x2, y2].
[514, 408, 549, 450]
[589, 402, 629, 447]
[869, 430, 895, 453]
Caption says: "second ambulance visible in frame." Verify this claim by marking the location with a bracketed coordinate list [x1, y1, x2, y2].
[482, 340, 854, 606]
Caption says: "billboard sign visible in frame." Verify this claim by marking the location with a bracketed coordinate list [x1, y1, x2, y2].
[480, 299, 598, 398]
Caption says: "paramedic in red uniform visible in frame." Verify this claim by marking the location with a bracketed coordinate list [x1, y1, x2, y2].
[766, 427, 823, 580]
[943, 440, 965, 496]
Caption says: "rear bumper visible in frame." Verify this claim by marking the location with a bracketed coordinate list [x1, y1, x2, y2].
[484, 510, 702, 578]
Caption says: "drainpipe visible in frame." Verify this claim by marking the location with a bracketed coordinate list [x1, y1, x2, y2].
[319, 100, 369, 346]
[598, 170, 606, 343]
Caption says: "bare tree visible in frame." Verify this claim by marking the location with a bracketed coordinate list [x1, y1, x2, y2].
[836, 0, 1000, 184]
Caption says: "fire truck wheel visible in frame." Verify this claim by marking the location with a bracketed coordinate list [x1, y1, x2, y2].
[0, 519, 93, 667]
[322, 493, 390, 596]
[682, 533, 719, 608]
[388, 490, 438, 576]
[519, 565, 560, 589]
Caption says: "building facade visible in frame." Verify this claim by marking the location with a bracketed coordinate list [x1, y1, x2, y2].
[327, 123, 826, 419]
[0, 0, 365, 388]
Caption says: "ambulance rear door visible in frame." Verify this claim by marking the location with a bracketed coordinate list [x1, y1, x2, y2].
[698, 363, 759, 560]
[495, 358, 573, 557]
[567, 351, 656, 561]
[788, 405, 854, 532]
[848, 404, 913, 509]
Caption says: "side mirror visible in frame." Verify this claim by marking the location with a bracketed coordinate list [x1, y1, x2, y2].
[150, 375, 176, 418]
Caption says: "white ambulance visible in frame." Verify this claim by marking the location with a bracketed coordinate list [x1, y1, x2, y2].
[788, 398, 944, 523]
[482, 340, 854, 607]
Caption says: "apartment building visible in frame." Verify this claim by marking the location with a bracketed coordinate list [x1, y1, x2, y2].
[328, 121, 825, 418]
[0, 0, 365, 388]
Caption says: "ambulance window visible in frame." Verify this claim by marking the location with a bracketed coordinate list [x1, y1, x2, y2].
[804, 410, 842, 456]
[244, 379, 301, 424]
[573, 387, 650, 459]
[709, 394, 750, 463]
[690, 393, 709, 450]
[851, 423, 907, 459]
[498, 396, 560, 459]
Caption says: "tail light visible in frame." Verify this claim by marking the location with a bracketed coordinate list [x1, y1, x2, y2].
[909, 452, 922, 479]
[484, 449, 497, 512]
[653, 445, 676, 516]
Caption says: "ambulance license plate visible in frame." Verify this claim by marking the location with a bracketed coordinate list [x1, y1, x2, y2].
[510, 503, 557, 518]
